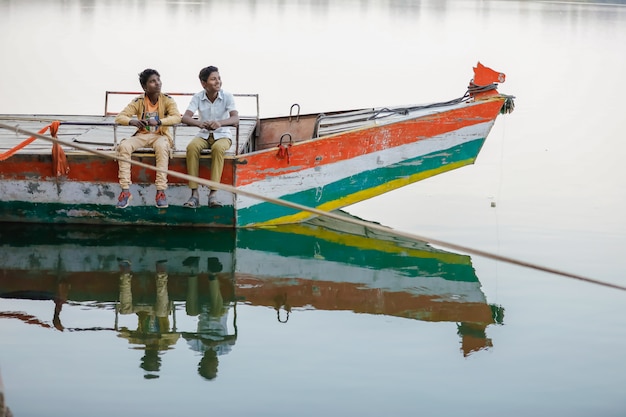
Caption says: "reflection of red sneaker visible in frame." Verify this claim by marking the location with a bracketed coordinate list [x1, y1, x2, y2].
[155, 191, 168, 208]
[116, 190, 132, 208]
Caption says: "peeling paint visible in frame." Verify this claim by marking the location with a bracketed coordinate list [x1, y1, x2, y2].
[59, 209, 106, 218]
[27, 182, 43, 194]
[1, 96, 506, 227]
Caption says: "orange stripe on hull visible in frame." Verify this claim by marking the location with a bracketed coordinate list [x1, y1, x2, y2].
[0, 155, 235, 186]
[235, 99, 503, 186]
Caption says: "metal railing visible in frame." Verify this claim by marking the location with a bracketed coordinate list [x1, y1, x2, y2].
[104, 91, 259, 118]
[99, 91, 260, 154]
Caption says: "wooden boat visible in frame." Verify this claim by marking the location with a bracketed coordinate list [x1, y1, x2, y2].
[0, 212, 504, 359]
[0, 62, 514, 228]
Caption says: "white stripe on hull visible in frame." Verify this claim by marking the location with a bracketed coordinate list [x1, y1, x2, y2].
[235, 248, 487, 303]
[0, 180, 231, 207]
[237, 121, 494, 209]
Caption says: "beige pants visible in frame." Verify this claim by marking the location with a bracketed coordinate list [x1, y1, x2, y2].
[117, 133, 170, 190]
[118, 272, 170, 318]
[186, 135, 232, 190]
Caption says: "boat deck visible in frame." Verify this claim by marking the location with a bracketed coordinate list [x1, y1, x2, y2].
[0, 91, 261, 158]
[0, 114, 258, 157]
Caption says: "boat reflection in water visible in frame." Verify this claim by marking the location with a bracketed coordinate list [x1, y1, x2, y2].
[0, 212, 504, 379]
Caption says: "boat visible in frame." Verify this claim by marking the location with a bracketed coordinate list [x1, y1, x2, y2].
[0, 212, 504, 369]
[0, 62, 514, 228]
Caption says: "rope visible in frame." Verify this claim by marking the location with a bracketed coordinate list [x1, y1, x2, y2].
[0, 121, 624, 293]
[323, 90, 475, 123]
[51, 122, 70, 176]
[314, 92, 473, 125]
[467, 83, 498, 95]
[0, 121, 59, 161]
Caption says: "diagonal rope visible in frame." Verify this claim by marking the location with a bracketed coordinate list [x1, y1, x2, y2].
[0, 121, 58, 161]
[0, 121, 624, 292]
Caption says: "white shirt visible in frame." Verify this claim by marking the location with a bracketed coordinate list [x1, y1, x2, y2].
[186, 89, 237, 140]
[186, 307, 234, 356]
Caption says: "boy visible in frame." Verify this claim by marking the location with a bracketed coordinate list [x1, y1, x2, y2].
[182, 66, 239, 208]
[114, 68, 181, 208]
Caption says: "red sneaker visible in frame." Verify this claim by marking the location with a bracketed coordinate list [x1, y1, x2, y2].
[155, 191, 168, 208]
[116, 190, 132, 209]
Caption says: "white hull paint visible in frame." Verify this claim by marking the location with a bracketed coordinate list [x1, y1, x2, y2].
[237, 121, 495, 209]
[235, 248, 487, 303]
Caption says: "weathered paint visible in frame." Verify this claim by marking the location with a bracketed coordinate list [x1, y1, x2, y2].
[0, 93, 507, 227]
[236, 125, 491, 226]
[0, 153, 234, 185]
[234, 99, 502, 186]
[1, 219, 502, 356]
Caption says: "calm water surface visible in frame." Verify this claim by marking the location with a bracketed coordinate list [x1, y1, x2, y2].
[1, 1, 626, 416]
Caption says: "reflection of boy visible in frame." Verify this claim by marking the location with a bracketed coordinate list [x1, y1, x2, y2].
[117, 260, 180, 378]
[186, 280, 232, 356]
[184, 257, 236, 380]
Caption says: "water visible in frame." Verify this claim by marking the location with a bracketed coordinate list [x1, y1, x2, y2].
[1, 1, 626, 416]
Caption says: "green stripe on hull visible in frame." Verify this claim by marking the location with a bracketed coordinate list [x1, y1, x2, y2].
[237, 228, 478, 282]
[0, 222, 237, 251]
[239, 139, 485, 226]
[0, 201, 236, 227]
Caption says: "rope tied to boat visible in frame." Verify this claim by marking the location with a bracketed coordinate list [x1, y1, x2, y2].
[467, 82, 498, 95]
[500, 94, 516, 114]
[363, 84, 509, 122]
[51, 122, 70, 176]
[0, 120, 59, 161]
[0, 120, 70, 177]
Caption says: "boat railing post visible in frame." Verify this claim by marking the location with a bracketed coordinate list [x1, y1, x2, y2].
[254, 94, 260, 152]
[171, 301, 176, 332]
[113, 124, 118, 149]
[114, 303, 119, 331]
[235, 124, 240, 155]
[231, 93, 261, 155]
[312, 113, 325, 138]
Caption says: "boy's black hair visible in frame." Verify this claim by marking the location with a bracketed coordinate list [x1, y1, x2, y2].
[139, 68, 160, 88]
[199, 66, 219, 82]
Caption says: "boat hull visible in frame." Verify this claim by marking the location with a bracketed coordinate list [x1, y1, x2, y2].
[0, 96, 505, 227]
[0, 214, 504, 356]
